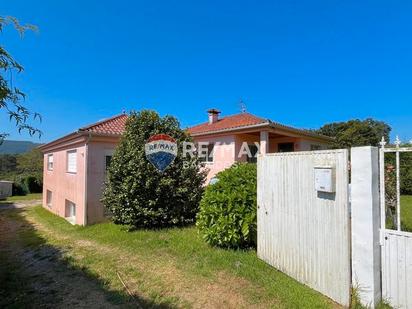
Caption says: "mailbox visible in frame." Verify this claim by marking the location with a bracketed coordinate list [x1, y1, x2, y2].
[314, 167, 335, 193]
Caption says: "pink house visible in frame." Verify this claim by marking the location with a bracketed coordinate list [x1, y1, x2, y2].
[39, 110, 331, 225]
[188, 109, 332, 183]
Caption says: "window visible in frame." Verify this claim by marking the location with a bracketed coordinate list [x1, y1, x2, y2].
[46, 190, 52, 208]
[310, 144, 322, 151]
[278, 142, 294, 153]
[247, 144, 259, 163]
[47, 154, 54, 171]
[105, 155, 112, 171]
[67, 150, 77, 173]
[199, 143, 214, 163]
[65, 200, 76, 223]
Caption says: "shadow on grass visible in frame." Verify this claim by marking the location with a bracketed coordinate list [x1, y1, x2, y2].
[0, 208, 174, 309]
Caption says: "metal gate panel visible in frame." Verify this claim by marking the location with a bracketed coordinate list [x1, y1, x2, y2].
[380, 138, 412, 309]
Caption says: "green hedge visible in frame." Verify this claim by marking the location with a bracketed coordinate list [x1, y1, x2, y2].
[12, 175, 42, 196]
[196, 163, 257, 249]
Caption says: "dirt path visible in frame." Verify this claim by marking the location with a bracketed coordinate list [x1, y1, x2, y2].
[0, 199, 42, 210]
[1, 207, 273, 308]
[0, 210, 133, 309]
[1, 206, 338, 309]
[26, 211, 266, 309]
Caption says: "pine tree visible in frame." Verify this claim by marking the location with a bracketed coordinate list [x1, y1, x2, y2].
[102, 110, 206, 228]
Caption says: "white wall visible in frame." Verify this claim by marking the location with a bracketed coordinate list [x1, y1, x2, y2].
[257, 150, 351, 306]
[351, 147, 381, 307]
[0, 181, 13, 199]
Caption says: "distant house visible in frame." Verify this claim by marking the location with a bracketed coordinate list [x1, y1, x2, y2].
[39, 110, 331, 225]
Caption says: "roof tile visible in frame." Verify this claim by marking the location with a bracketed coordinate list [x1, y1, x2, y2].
[80, 114, 128, 135]
[187, 113, 267, 135]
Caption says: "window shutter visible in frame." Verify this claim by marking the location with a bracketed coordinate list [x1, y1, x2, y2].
[48, 155, 54, 170]
[67, 151, 77, 173]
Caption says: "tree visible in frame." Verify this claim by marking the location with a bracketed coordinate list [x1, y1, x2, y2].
[316, 118, 391, 149]
[0, 16, 41, 143]
[17, 148, 43, 178]
[0, 154, 17, 176]
[102, 110, 206, 228]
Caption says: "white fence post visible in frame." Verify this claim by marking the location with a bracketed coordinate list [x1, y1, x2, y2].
[351, 146, 382, 307]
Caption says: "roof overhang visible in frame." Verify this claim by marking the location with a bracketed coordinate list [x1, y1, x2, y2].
[38, 130, 122, 153]
[189, 121, 334, 143]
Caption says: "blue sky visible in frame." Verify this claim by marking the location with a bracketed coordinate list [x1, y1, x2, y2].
[1, 0, 411, 143]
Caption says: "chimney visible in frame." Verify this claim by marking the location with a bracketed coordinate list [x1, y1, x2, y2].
[207, 109, 220, 124]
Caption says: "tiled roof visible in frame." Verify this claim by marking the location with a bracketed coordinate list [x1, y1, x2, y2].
[187, 112, 333, 141]
[39, 111, 332, 152]
[79, 114, 128, 135]
[187, 113, 268, 135]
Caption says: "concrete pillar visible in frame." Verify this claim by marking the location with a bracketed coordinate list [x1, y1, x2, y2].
[260, 131, 269, 154]
[351, 146, 381, 307]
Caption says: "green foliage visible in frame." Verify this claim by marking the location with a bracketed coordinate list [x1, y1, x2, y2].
[399, 145, 412, 195]
[0, 154, 17, 175]
[196, 163, 257, 249]
[383, 144, 412, 230]
[16, 148, 43, 179]
[0, 148, 43, 194]
[102, 110, 206, 229]
[10, 175, 42, 196]
[317, 118, 391, 148]
[351, 287, 392, 309]
[12, 180, 28, 196]
[0, 16, 41, 142]
[385, 145, 412, 195]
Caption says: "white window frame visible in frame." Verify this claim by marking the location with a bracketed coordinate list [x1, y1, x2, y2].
[66, 150, 77, 174]
[47, 154, 54, 171]
[46, 190, 52, 208]
[65, 199, 76, 224]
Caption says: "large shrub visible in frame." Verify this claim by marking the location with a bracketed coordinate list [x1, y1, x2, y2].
[1, 149, 43, 195]
[102, 110, 206, 229]
[196, 163, 257, 249]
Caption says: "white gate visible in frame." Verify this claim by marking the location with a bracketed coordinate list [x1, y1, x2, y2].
[257, 150, 351, 306]
[379, 137, 412, 309]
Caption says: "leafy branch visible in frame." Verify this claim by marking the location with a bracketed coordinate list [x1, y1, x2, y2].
[0, 16, 41, 143]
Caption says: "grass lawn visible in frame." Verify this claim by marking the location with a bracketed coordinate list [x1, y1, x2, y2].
[401, 195, 412, 232]
[0, 193, 42, 203]
[1, 206, 342, 308]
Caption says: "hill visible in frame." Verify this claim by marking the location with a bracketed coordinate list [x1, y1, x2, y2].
[0, 140, 42, 154]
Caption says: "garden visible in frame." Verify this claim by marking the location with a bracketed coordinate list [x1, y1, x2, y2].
[1, 111, 410, 308]
[0, 205, 340, 308]
[0, 111, 339, 308]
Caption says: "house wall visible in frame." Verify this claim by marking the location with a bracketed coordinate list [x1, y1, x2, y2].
[42, 142, 87, 225]
[194, 133, 330, 182]
[193, 135, 236, 184]
[297, 139, 329, 151]
[234, 135, 328, 161]
[86, 141, 118, 224]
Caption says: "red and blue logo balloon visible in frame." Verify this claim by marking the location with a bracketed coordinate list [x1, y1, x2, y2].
[145, 134, 177, 172]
